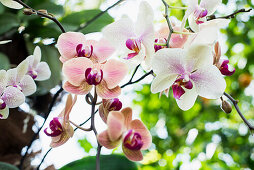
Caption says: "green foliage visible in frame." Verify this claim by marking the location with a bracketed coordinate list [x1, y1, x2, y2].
[78, 138, 93, 153]
[60, 155, 138, 170]
[0, 162, 18, 170]
[0, 52, 10, 70]
[0, 13, 19, 34]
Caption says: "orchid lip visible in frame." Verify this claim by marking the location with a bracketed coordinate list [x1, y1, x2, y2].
[85, 68, 103, 85]
[28, 70, 38, 79]
[44, 117, 63, 137]
[154, 38, 167, 52]
[123, 129, 143, 150]
[0, 114, 3, 119]
[76, 44, 93, 58]
[125, 38, 141, 59]
[220, 60, 235, 76]
[108, 98, 122, 111]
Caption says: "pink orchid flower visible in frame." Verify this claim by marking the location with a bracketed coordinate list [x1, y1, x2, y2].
[98, 107, 152, 161]
[7, 59, 36, 96]
[151, 44, 226, 111]
[26, 46, 51, 81]
[102, 1, 155, 69]
[181, 0, 222, 32]
[62, 57, 128, 99]
[0, 70, 25, 119]
[44, 94, 77, 148]
[57, 32, 115, 63]
[99, 98, 122, 123]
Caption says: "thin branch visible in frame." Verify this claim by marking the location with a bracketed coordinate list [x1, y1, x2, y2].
[69, 120, 92, 131]
[121, 70, 154, 88]
[223, 92, 254, 131]
[19, 87, 64, 169]
[75, 0, 124, 32]
[14, 0, 66, 33]
[208, 8, 252, 21]
[161, 0, 174, 48]
[36, 148, 52, 170]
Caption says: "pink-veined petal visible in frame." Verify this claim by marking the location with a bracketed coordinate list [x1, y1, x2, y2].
[152, 48, 185, 75]
[19, 75, 36, 96]
[169, 26, 189, 48]
[57, 32, 87, 61]
[0, 106, 9, 119]
[50, 125, 74, 148]
[191, 65, 226, 99]
[103, 59, 128, 89]
[102, 17, 135, 49]
[63, 81, 92, 95]
[0, 70, 7, 93]
[99, 104, 107, 123]
[97, 130, 121, 149]
[33, 46, 41, 67]
[151, 73, 178, 94]
[2, 86, 25, 108]
[63, 57, 93, 86]
[176, 86, 198, 111]
[6, 68, 17, 85]
[107, 111, 124, 142]
[130, 119, 152, 150]
[64, 94, 77, 123]
[122, 146, 143, 161]
[181, 0, 198, 31]
[200, 0, 222, 15]
[96, 81, 121, 99]
[0, 0, 23, 9]
[16, 59, 29, 82]
[121, 107, 132, 130]
[35, 62, 51, 81]
[93, 39, 115, 63]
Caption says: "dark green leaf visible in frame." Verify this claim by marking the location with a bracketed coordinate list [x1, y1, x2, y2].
[0, 162, 18, 170]
[0, 52, 10, 70]
[0, 13, 19, 35]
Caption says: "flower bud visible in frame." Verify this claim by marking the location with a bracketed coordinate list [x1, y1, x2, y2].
[38, 9, 48, 15]
[221, 100, 232, 114]
[23, 8, 35, 15]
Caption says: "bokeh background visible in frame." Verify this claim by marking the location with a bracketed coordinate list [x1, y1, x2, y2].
[0, 0, 253, 169]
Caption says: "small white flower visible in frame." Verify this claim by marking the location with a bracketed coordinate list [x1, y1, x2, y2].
[0, 0, 23, 9]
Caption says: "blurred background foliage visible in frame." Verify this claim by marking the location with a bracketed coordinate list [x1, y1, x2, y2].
[0, 0, 253, 169]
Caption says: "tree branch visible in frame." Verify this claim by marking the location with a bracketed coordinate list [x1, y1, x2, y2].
[223, 92, 254, 131]
[208, 8, 252, 21]
[75, 0, 125, 32]
[121, 70, 154, 88]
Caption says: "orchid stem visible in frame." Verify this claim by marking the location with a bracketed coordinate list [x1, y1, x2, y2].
[161, 0, 174, 48]
[173, 31, 195, 35]
[223, 92, 254, 132]
[69, 120, 91, 131]
[208, 8, 252, 20]
[168, 5, 187, 10]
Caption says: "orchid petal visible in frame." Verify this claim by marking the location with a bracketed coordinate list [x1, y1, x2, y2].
[0, 70, 7, 93]
[102, 17, 135, 49]
[63, 81, 92, 95]
[19, 75, 36, 96]
[176, 86, 198, 111]
[96, 81, 121, 99]
[16, 59, 29, 82]
[93, 39, 115, 63]
[151, 73, 178, 94]
[63, 58, 93, 86]
[33, 46, 41, 67]
[50, 125, 74, 148]
[99, 104, 107, 123]
[200, 0, 222, 15]
[122, 146, 143, 161]
[64, 94, 77, 123]
[169, 26, 189, 48]
[121, 107, 133, 129]
[107, 111, 124, 142]
[103, 59, 128, 89]
[7, 68, 17, 85]
[191, 65, 226, 99]
[0, 0, 23, 9]
[0, 106, 9, 119]
[2, 86, 25, 108]
[98, 130, 121, 149]
[181, 0, 198, 31]
[35, 62, 51, 81]
[152, 48, 185, 75]
[0, 40, 11, 44]
[188, 14, 200, 32]
[130, 119, 152, 150]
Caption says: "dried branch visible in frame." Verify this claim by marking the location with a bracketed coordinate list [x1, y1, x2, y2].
[223, 92, 254, 131]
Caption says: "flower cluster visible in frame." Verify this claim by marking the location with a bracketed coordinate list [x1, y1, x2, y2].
[0, 46, 51, 119]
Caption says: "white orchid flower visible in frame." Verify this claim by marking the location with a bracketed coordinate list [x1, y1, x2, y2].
[151, 45, 226, 111]
[102, 1, 155, 70]
[0, 40, 12, 44]
[26, 46, 51, 81]
[181, 0, 222, 32]
[7, 59, 36, 96]
[0, 0, 23, 9]
[0, 70, 25, 119]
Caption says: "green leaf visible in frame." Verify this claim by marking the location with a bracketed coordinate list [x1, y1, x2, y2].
[0, 13, 19, 35]
[78, 138, 93, 153]
[34, 2, 64, 15]
[60, 155, 138, 170]
[60, 9, 114, 33]
[0, 52, 10, 70]
[0, 162, 18, 170]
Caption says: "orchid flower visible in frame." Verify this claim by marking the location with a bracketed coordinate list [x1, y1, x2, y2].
[99, 98, 122, 123]
[181, 0, 222, 32]
[62, 57, 128, 99]
[213, 42, 235, 76]
[25, 46, 51, 81]
[57, 32, 115, 63]
[0, 0, 23, 9]
[44, 94, 77, 148]
[151, 45, 226, 111]
[7, 59, 36, 96]
[0, 70, 25, 119]
[102, 1, 155, 70]
[0, 40, 12, 44]
[98, 107, 152, 161]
